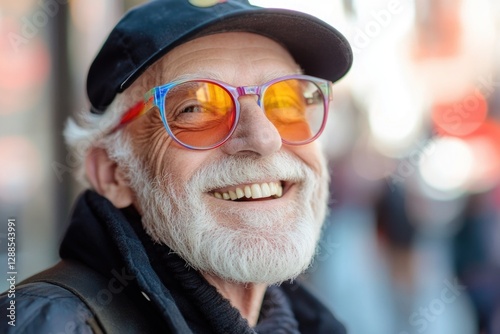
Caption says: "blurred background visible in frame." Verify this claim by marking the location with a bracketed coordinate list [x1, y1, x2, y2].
[0, 0, 499, 333]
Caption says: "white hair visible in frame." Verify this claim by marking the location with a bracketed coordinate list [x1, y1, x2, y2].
[63, 62, 165, 185]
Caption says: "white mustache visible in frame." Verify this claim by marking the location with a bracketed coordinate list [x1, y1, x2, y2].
[188, 151, 313, 192]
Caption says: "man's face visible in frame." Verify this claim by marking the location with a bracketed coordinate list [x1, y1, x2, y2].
[121, 32, 330, 284]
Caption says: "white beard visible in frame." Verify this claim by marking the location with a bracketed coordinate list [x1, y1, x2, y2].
[115, 139, 329, 285]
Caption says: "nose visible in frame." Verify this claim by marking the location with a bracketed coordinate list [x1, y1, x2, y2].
[220, 96, 282, 156]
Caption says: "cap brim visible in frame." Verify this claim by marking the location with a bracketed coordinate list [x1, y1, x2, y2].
[119, 9, 353, 93]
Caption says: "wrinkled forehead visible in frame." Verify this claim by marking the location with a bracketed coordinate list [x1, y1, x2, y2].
[145, 32, 301, 86]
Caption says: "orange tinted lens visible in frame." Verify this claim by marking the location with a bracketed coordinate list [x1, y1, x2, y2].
[263, 79, 325, 143]
[164, 82, 235, 147]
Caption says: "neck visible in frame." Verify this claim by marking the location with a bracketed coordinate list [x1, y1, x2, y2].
[202, 273, 267, 327]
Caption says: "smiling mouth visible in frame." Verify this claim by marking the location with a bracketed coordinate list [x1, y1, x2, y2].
[209, 181, 284, 201]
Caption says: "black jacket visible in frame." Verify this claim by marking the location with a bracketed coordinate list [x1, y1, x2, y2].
[0, 191, 346, 333]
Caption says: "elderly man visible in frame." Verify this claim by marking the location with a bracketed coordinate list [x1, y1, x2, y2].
[1, 0, 351, 332]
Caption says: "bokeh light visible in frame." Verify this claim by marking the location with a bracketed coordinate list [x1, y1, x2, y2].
[418, 136, 474, 198]
[463, 120, 500, 192]
[368, 87, 424, 157]
[432, 89, 488, 137]
[0, 19, 50, 114]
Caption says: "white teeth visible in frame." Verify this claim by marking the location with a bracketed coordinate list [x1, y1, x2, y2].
[228, 190, 237, 200]
[236, 188, 245, 199]
[269, 182, 277, 196]
[212, 182, 283, 201]
[276, 185, 283, 197]
[261, 183, 271, 197]
[251, 184, 263, 199]
[244, 186, 252, 198]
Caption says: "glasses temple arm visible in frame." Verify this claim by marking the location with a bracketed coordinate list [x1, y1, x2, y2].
[107, 93, 156, 134]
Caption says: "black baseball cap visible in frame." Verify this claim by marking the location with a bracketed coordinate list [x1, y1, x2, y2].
[87, 0, 353, 113]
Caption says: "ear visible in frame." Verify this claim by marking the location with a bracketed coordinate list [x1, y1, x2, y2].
[85, 147, 134, 208]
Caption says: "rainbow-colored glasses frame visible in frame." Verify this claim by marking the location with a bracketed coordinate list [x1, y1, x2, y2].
[112, 74, 333, 150]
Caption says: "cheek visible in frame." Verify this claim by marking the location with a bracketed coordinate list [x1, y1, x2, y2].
[132, 112, 167, 146]
[129, 113, 176, 176]
[288, 143, 326, 176]
[131, 128, 214, 189]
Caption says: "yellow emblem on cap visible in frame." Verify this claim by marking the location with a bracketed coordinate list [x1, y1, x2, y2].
[188, 0, 225, 7]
